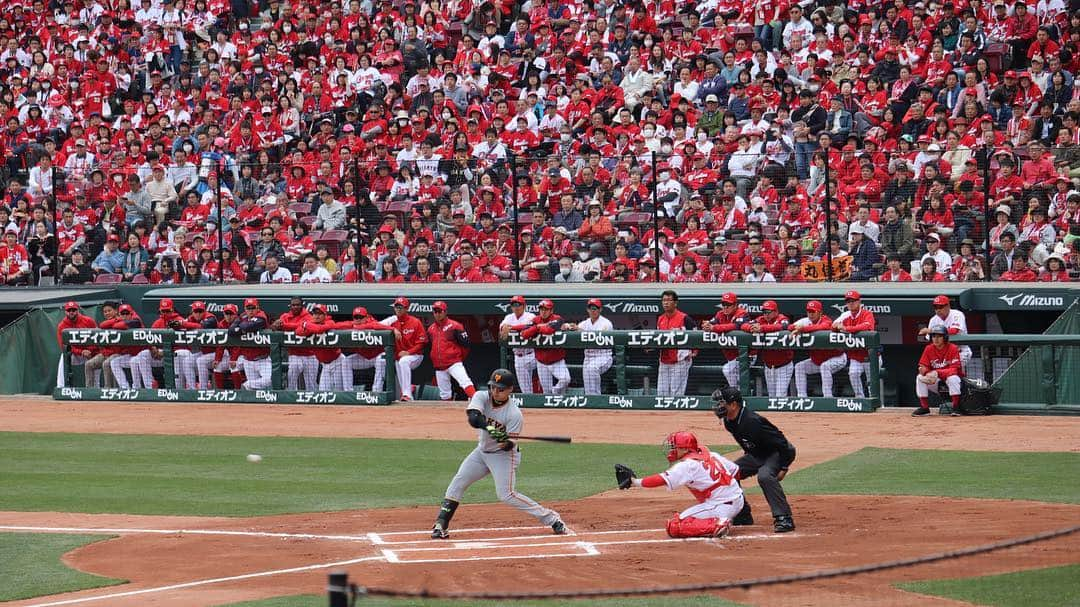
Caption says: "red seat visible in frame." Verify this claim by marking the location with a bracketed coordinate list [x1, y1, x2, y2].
[93, 273, 123, 284]
[983, 43, 1012, 73]
[316, 229, 350, 259]
[385, 200, 413, 214]
[299, 216, 317, 230]
[130, 274, 149, 284]
[618, 211, 652, 224]
[289, 203, 312, 216]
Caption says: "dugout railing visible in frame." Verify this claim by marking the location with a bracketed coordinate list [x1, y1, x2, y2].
[499, 330, 881, 413]
[952, 334, 1080, 415]
[55, 328, 397, 405]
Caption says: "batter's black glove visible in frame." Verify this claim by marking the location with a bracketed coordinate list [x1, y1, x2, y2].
[614, 464, 636, 490]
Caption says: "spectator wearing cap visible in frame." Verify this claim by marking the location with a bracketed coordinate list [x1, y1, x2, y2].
[847, 224, 880, 281]
[92, 234, 124, 275]
[744, 256, 776, 282]
[920, 233, 953, 276]
[314, 188, 347, 231]
[146, 164, 179, 224]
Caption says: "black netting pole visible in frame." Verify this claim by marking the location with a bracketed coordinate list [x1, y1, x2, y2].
[216, 170, 224, 284]
[982, 152, 992, 282]
[327, 571, 349, 607]
[354, 157, 363, 282]
[50, 164, 60, 280]
[651, 151, 659, 282]
[823, 151, 833, 281]
[512, 155, 520, 282]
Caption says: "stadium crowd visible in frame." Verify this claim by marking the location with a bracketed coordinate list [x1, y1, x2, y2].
[2, 0, 1080, 286]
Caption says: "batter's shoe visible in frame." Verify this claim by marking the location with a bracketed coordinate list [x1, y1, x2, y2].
[911, 406, 931, 416]
[431, 523, 449, 539]
[773, 516, 795, 533]
[551, 520, 567, 535]
[732, 502, 754, 526]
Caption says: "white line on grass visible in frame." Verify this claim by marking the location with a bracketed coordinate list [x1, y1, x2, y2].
[22, 555, 386, 607]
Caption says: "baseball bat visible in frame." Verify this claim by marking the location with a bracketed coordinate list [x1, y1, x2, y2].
[513, 435, 572, 443]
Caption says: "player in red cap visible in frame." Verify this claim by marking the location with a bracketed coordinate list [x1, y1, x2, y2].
[499, 295, 537, 394]
[109, 304, 148, 389]
[385, 296, 428, 400]
[918, 295, 971, 371]
[561, 298, 614, 395]
[230, 298, 272, 389]
[832, 290, 876, 398]
[333, 306, 393, 392]
[56, 301, 97, 388]
[198, 304, 240, 389]
[657, 290, 700, 396]
[791, 300, 845, 397]
[514, 298, 570, 394]
[295, 305, 349, 390]
[740, 300, 792, 396]
[84, 302, 122, 389]
[142, 298, 202, 389]
[702, 291, 749, 389]
[427, 301, 476, 400]
[272, 296, 317, 390]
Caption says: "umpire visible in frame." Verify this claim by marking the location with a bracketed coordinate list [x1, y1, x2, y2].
[712, 387, 797, 533]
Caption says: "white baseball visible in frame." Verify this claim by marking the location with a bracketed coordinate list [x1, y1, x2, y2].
[246, 453, 263, 463]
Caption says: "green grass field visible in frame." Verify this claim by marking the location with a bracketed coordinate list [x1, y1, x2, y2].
[897, 563, 1080, 607]
[224, 594, 746, 607]
[0, 533, 123, 601]
[0, 432, 679, 517]
[783, 447, 1080, 504]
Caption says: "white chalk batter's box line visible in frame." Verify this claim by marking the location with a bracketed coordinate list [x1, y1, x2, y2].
[6, 524, 814, 607]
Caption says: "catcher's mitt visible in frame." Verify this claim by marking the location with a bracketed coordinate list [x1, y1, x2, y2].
[614, 464, 636, 490]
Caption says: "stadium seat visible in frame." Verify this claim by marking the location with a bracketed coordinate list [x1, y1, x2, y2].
[93, 273, 122, 284]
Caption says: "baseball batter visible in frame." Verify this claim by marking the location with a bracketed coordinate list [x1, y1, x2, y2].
[912, 326, 964, 416]
[431, 369, 567, 539]
[791, 301, 846, 397]
[657, 290, 698, 396]
[499, 295, 537, 394]
[562, 298, 613, 395]
[919, 295, 971, 371]
[615, 431, 744, 538]
[702, 291, 748, 390]
[831, 290, 876, 398]
[741, 300, 792, 396]
[427, 300, 476, 400]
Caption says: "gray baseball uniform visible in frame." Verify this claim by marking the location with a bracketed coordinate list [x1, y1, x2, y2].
[443, 390, 560, 526]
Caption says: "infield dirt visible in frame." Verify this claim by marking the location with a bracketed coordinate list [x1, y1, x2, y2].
[2, 398, 1078, 607]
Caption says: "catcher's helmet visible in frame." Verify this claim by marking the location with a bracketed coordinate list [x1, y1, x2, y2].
[488, 368, 517, 390]
[664, 431, 700, 462]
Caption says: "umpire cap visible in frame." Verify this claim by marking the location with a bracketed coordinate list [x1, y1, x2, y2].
[488, 368, 517, 390]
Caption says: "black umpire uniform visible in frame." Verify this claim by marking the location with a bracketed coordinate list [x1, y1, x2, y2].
[713, 387, 797, 533]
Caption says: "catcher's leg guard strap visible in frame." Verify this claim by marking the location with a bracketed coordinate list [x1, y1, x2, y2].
[436, 498, 459, 526]
[666, 514, 726, 538]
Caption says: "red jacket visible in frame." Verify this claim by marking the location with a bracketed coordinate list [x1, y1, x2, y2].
[333, 319, 390, 359]
[296, 319, 343, 364]
[657, 309, 696, 364]
[428, 318, 470, 370]
[797, 315, 841, 365]
[278, 309, 315, 356]
[58, 313, 98, 357]
[152, 311, 201, 351]
[520, 313, 566, 364]
[836, 307, 876, 362]
[919, 342, 963, 379]
[742, 313, 792, 367]
[230, 310, 270, 360]
[391, 313, 428, 359]
[707, 306, 748, 361]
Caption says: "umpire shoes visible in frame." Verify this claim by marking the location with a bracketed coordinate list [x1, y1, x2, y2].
[774, 515, 796, 533]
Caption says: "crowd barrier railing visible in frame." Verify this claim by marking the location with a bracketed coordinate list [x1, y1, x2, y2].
[55, 328, 397, 405]
[499, 330, 881, 412]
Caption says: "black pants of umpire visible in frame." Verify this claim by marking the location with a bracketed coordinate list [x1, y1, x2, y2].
[735, 451, 794, 519]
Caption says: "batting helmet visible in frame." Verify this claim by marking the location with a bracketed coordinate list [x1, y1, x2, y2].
[488, 368, 517, 390]
[663, 431, 700, 462]
[929, 325, 949, 338]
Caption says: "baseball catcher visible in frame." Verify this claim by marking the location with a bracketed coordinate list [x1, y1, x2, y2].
[614, 431, 744, 538]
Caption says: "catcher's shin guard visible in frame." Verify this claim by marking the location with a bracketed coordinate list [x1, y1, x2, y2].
[666, 514, 731, 538]
[435, 498, 459, 527]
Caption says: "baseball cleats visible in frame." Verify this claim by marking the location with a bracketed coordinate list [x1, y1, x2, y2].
[773, 515, 795, 533]
[732, 502, 754, 526]
[431, 523, 449, 539]
[911, 407, 931, 416]
[551, 520, 568, 535]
